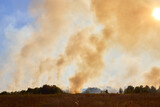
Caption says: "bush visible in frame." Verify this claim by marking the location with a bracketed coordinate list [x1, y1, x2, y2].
[0, 85, 64, 95]
[124, 85, 158, 94]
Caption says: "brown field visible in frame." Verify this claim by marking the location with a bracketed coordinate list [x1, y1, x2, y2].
[0, 94, 160, 107]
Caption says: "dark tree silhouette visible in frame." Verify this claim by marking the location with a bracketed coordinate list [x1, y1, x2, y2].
[151, 86, 156, 93]
[119, 88, 123, 94]
[124, 86, 134, 94]
[0, 85, 63, 95]
[105, 89, 108, 94]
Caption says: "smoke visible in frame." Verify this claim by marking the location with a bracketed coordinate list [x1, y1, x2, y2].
[9, 0, 111, 93]
[90, 0, 160, 89]
[105, 55, 143, 89]
[68, 28, 111, 93]
[144, 67, 160, 88]
[8, 0, 71, 90]
[38, 27, 111, 93]
[1, 0, 160, 92]
[83, 87, 101, 94]
[7, 0, 94, 91]
[92, 0, 160, 54]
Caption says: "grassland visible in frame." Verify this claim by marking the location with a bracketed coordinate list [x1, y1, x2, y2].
[0, 94, 160, 107]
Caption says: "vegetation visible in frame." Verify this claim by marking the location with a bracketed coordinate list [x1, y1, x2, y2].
[119, 88, 123, 94]
[0, 85, 63, 95]
[1, 84, 160, 95]
[105, 89, 108, 94]
[123, 85, 160, 94]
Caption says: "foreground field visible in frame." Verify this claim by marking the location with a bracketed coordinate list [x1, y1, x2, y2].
[0, 94, 160, 107]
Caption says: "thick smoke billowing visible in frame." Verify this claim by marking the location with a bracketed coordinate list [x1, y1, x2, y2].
[1, 0, 160, 92]
[8, 0, 73, 90]
[91, 0, 160, 89]
[68, 28, 111, 93]
[144, 67, 160, 88]
[7, 0, 94, 91]
[92, 0, 160, 54]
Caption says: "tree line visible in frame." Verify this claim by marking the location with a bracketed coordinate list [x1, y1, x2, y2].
[0, 85, 63, 95]
[118, 85, 160, 94]
[1, 85, 160, 95]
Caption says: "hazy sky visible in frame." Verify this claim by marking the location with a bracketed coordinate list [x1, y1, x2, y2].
[0, 0, 32, 56]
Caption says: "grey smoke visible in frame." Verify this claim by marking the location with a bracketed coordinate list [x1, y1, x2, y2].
[83, 87, 101, 94]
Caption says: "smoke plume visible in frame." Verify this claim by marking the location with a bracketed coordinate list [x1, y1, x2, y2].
[8, 0, 94, 91]
[1, 0, 160, 92]
[68, 28, 111, 93]
[144, 67, 160, 88]
[92, 0, 160, 54]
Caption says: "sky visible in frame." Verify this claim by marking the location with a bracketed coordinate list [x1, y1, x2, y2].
[0, 0, 32, 56]
[1, 0, 160, 93]
[0, 0, 34, 91]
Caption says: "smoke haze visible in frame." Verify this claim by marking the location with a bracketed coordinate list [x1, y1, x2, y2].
[1, 0, 160, 92]
[144, 67, 160, 88]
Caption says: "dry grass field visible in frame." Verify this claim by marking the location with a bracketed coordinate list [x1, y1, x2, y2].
[0, 94, 160, 107]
